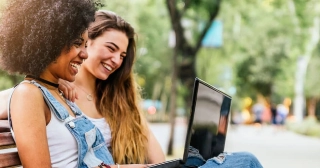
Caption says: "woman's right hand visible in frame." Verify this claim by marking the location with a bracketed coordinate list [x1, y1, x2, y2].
[58, 79, 78, 102]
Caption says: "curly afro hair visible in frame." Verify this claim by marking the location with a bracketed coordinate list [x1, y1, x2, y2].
[0, 0, 98, 76]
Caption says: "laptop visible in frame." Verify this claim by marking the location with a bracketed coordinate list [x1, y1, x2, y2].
[189, 77, 232, 160]
[149, 77, 232, 167]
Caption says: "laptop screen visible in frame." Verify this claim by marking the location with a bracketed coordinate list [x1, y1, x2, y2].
[149, 77, 231, 164]
[188, 78, 232, 160]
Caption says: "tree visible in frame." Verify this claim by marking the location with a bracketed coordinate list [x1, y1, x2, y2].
[166, 0, 221, 101]
[165, 0, 222, 155]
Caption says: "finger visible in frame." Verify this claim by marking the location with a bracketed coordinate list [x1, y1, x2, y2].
[71, 89, 76, 102]
[58, 83, 68, 99]
[66, 85, 74, 101]
[75, 91, 79, 100]
[62, 82, 72, 101]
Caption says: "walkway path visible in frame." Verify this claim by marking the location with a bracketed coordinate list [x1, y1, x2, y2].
[225, 125, 320, 168]
[149, 123, 320, 168]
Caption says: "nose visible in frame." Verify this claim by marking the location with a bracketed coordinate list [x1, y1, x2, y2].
[79, 47, 88, 60]
[110, 53, 122, 67]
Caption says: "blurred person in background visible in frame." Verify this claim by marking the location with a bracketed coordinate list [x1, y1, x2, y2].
[252, 102, 265, 125]
[276, 102, 289, 128]
[271, 103, 277, 125]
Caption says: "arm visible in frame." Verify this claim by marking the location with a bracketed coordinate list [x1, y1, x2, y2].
[10, 83, 51, 167]
[0, 88, 13, 119]
[147, 126, 166, 163]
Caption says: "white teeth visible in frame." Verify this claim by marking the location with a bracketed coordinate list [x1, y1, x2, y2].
[70, 63, 80, 70]
[102, 63, 112, 71]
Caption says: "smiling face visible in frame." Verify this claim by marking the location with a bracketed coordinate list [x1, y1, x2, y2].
[83, 29, 128, 80]
[44, 30, 89, 82]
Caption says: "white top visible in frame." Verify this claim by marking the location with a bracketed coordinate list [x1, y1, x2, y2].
[47, 115, 78, 168]
[86, 116, 112, 147]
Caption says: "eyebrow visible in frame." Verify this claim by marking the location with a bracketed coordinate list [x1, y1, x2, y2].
[106, 42, 127, 54]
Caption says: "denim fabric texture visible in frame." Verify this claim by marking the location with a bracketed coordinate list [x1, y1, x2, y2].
[10, 81, 114, 168]
[183, 146, 263, 168]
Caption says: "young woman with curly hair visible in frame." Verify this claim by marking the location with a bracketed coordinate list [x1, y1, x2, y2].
[0, 0, 118, 167]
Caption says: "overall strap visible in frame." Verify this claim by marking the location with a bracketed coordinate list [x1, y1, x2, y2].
[7, 80, 83, 139]
[29, 80, 74, 121]
[31, 80, 82, 119]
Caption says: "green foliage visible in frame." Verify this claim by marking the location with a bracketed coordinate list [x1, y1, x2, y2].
[305, 51, 320, 98]
[0, 70, 23, 90]
[207, 0, 320, 105]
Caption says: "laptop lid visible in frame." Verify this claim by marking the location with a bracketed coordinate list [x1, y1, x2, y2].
[188, 77, 232, 160]
[151, 77, 231, 166]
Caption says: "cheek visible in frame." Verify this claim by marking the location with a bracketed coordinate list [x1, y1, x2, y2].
[115, 60, 123, 70]
[70, 48, 81, 57]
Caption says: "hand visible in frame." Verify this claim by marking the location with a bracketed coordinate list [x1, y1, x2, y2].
[58, 79, 78, 102]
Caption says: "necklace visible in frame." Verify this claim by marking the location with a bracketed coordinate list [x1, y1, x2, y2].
[25, 75, 59, 88]
[55, 89, 66, 102]
[75, 85, 93, 101]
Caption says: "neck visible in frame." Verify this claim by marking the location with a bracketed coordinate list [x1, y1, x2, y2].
[74, 66, 96, 93]
[39, 70, 59, 84]
[26, 72, 59, 90]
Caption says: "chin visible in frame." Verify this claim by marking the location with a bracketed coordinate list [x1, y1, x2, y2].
[65, 76, 76, 82]
[97, 74, 109, 81]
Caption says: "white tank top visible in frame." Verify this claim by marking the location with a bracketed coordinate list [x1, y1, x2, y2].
[47, 114, 111, 168]
[46, 114, 78, 168]
[85, 116, 112, 147]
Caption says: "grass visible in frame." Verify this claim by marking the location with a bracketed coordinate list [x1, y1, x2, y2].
[286, 116, 320, 137]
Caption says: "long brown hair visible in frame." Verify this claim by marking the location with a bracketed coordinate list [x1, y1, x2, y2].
[89, 10, 148, 164]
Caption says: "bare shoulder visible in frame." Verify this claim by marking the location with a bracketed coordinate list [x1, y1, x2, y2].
[0, 85, 43, 119]
[10, 82, 45, 116]
[12, 82, 43, 99]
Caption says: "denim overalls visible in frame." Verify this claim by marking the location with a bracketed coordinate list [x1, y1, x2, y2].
[8, 80, 114, 168]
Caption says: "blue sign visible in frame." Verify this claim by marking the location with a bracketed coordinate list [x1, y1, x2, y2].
[201, 20, 223, 47]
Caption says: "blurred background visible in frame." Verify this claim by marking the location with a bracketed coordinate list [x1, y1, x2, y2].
[1, 0, 320, 167]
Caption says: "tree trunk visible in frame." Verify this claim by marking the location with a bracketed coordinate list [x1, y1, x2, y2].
[307, 97, 317, 117]
[290, 2, 320, 121]
[167, 47, 178, 155]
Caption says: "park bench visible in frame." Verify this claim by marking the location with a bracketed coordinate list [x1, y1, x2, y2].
[0, 120, 21, 167]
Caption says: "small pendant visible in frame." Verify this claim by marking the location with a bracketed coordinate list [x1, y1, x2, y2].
[86, 94, 93, 101]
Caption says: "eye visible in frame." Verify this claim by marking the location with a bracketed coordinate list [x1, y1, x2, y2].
[73, 39, 83, 48]
[107, 46, 115, 51]
[120, 55, 126, 59]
